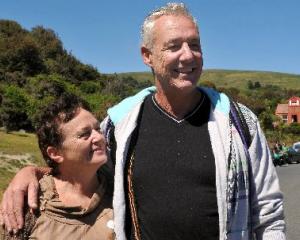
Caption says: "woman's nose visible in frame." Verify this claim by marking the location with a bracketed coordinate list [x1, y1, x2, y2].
[91, 129, 105, 143]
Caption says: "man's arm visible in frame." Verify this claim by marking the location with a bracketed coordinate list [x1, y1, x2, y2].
[249, 120, 286, 240]
[0, 166, 50, 233]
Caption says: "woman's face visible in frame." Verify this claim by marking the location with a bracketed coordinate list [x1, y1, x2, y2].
[58, 108, 107, 170]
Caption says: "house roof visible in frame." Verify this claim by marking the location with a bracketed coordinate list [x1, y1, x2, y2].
[275, 104, 288, 114]
[289, 96, 300, 102]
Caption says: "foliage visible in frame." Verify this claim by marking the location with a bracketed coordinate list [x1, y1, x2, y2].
[283, 123, 300, 135]
[247, 80, 261, 89]
[84, 94, 121, 121]
[0, 20, 129, 132]
[80, 81, 101, 94]
[0, 85, 32, 131]
[200, 80, 216, 89]
[30, 26, 64, 59]
[200, 70, 300, 90]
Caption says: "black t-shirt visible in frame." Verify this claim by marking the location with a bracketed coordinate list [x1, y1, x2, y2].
[126, 92, 219, 240]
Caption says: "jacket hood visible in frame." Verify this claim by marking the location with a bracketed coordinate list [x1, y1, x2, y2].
[107, 86, 230, 125]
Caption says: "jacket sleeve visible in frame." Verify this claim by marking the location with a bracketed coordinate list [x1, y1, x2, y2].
[98, 116, 116, 186]
[248, 117, 286, 240]
[100, 116, 116, 165]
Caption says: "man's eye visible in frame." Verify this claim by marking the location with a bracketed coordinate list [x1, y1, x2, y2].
[190, 44, 201, 51]
[168, 45, 180, 51]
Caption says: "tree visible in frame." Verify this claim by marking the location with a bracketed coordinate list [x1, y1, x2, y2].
[0, 35, 45, 76]
[284, 123, 300, 135]
[0, 20, 27, 38]
[254, 81, 261, 88]
[30, 26, 64, 59]
[26, 74, 67, 99]
[247, 80, 254, 89]
[0, 85, 32, 131]
[259, 111, 275, 130]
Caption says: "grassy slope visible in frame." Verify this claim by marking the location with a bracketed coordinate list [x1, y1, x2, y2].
[0, 130, 43, 198]
[119, 70, 300, 90]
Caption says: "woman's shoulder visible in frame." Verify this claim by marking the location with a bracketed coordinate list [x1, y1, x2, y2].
[38, 174, 58, 201]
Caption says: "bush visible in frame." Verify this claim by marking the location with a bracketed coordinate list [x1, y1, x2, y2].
[0, 85, 32, 131]
[80, 81, 100, 94]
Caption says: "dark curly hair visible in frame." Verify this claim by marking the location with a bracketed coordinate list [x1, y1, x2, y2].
[35, 93, 91, 175]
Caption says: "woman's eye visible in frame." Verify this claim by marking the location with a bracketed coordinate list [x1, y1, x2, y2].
[77, 130, 91, 139]
[96, 129, 103, 135]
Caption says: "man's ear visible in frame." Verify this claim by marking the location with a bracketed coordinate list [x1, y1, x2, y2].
[141, 46, 153, 68]
[46, 146, 63, 164]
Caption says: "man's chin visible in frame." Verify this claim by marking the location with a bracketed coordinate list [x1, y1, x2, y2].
[172, 80, 198, 91]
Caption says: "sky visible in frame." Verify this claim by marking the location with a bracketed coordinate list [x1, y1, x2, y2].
[1, 0, 299, 75]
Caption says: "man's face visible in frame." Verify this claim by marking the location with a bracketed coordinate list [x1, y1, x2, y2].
[143, 15, 203, 93]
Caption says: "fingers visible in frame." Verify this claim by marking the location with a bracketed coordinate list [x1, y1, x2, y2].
[0, 206, 4, 226]
[13, 190, 25, 230]
[0, 166, 43, 234]
[28, 181, 39, 210]
[1, 188, 18, 233]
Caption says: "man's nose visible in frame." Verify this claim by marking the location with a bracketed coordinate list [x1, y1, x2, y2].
[179, 43, 193, 62]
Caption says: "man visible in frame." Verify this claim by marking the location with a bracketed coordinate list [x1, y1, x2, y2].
[0, 3, 286, 240]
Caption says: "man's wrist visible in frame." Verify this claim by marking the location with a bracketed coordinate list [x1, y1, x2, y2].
[24, 166, 51, 180]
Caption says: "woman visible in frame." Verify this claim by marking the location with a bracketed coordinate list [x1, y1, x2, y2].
[1, 93, 114, 240]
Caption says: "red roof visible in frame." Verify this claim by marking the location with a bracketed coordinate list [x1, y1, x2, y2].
[275, 104, 288, 114]
[289, 96, 300, 102]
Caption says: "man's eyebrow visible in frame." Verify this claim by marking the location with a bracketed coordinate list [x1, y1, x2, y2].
[164, 39, 179, 45]
[165, 36, 200, 44]
[188, 37, 200, 42]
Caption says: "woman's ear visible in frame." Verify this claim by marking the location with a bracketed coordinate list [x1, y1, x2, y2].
[46, 146, 63, 164]
[141, 46, 153, 68]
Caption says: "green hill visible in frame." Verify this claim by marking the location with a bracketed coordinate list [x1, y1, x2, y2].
[119, 70, 300, 90]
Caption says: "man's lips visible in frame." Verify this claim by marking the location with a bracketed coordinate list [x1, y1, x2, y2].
[174, 68, 196, 74]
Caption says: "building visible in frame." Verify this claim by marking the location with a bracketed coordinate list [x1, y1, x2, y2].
[275, 96, 300, 124]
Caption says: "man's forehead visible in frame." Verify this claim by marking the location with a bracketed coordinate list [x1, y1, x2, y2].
[154, 15, 198, 34]
[159, 29, 200, 46]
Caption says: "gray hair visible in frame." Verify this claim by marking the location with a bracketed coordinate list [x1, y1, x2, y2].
[141, 2, 198, 49]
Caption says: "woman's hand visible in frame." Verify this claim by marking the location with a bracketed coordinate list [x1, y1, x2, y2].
[0, 166, 50, 233]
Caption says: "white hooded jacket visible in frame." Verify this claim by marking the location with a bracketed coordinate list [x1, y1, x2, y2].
[101, 86, 286, 240]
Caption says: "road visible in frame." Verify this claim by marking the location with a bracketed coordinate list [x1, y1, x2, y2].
[276, 163, 300, 240]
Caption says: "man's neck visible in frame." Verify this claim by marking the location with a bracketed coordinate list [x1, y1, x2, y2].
[154, 88, 202, 119]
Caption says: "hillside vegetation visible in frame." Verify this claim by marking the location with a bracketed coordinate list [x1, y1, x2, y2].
[120, 70, 300, 91]
[0, 20, 151, 132]
[1, 20, 300, 197]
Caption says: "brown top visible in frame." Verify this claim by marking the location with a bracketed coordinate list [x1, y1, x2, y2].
[1, 174, 114, 240]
